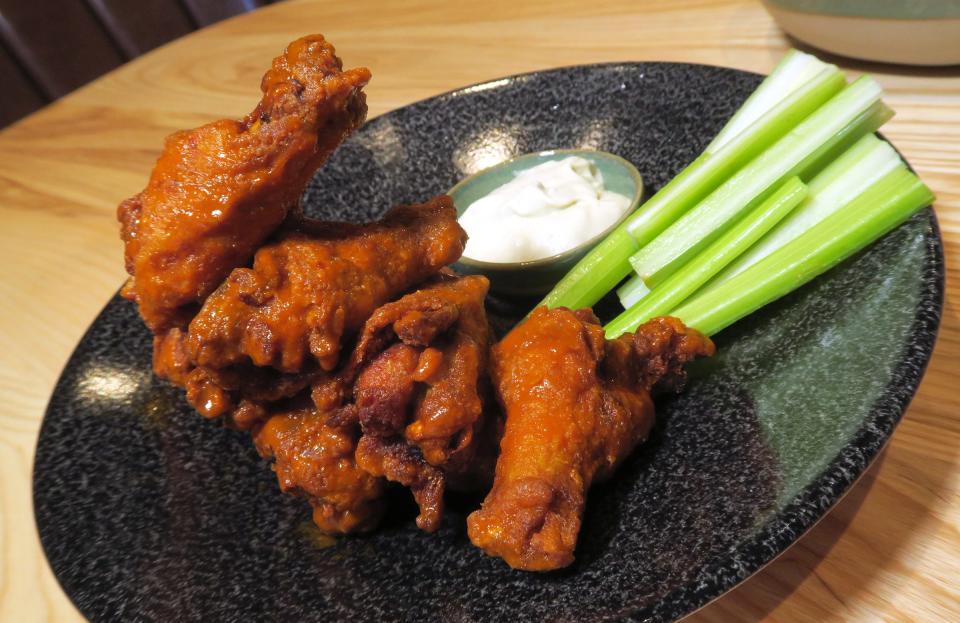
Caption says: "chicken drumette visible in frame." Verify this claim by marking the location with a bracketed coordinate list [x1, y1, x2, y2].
[467, 308, 714, 571]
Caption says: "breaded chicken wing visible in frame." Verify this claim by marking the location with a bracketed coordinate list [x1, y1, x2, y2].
[342, 274, 496, 531]
[186, 196, 467, 374]
[467, 309, 714, 571]
[118, 35, 370, 331]
[253, 401, 385, 534]
[151, 324, 326, 429]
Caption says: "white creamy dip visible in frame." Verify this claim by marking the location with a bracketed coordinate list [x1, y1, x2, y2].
[459, 156, 631, 263]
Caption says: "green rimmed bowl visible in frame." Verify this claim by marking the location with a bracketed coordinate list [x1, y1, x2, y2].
[762, 0, 960, 65]
[448, 149, 643, 297]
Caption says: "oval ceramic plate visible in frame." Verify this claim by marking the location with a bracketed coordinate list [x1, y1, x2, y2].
[34, 63, 943, 622]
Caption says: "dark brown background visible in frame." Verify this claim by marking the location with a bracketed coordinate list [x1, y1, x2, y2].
[0, 0, 282, 128]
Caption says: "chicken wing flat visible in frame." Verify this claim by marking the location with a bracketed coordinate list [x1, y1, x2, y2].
[150, 322, 325, 429]
[467, 309, 714, 571]
[186, 196, 467, 374]
[118, 34, 371, 332]
[355, 435, 445, 532]
[342, 273, 496, 531]
[253, 402, 385, 535]
[350, 272, 492, 467]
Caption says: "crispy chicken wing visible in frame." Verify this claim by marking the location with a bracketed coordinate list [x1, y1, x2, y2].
[151, 323, 326, 429]
[341, 274, 496, 531]
[467, 309, 714, 571]
[119, 35, 370, 331]
[355, 435, 445, 532]
[253, 401, 385, 534]
[152, 327, 194, 387]
[186, 196, 467, 374]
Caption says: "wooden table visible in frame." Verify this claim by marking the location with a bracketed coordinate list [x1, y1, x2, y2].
[1, 0, 956, 620]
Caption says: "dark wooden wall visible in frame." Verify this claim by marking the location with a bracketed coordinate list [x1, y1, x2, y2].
[0, 0, 280, 128]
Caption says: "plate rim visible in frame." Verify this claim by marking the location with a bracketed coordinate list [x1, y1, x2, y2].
[32, 60, 946, 623]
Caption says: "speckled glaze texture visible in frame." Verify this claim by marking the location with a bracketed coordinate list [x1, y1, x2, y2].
[34, 64, 943, 623]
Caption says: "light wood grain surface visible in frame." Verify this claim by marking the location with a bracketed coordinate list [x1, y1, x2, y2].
[1, 0, 957, 620]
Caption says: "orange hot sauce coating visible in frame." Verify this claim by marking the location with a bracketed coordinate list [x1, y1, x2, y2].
[186, 197, 467, 374]
[253, 404, 385, 535]
[118, 34, 371, 332]
[347, 274, 496, 531]
[467, 308, 714, 571]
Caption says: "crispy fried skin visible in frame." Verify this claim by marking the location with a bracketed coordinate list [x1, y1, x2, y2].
[183, 364, 326, 429]
[467, 309, 714, 571]
[186, 197, 467, 374]
[351, 273, 492, 466]
[253, 403, 385, 534]
[152, 328, 194, 387]
[342, 274, 495, 531]
[151, 325, 326, 429]
[119, 35, 371, 332]
[355, 435, 445, 532]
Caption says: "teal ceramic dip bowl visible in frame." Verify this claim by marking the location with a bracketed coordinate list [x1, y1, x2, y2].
[449, 149, 643, 297]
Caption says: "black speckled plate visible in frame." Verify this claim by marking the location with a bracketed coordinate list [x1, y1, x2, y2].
[34, 63, 943, 622]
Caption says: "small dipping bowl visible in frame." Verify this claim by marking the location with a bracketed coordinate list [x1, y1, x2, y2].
[449, 149, 644, 297]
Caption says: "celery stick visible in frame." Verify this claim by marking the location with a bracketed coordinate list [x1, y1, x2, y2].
[538, 56, 845, 311]
[625, 60, 843, 245]
[712, 134, 901, 284]
[538, 226, 638, 312]
[628, 77, 891, 291]
[606, 177, 807, 338]
[708, 50, 834, 152]
[667, 167, 934, 337]
[616, 273, 651, 309]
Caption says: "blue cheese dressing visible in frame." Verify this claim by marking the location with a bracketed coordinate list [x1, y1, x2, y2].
[458, 156, 631, 263]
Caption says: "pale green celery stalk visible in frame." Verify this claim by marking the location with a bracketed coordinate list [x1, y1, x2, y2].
[710, 134, 901, 285]
[538, 58, 845, 311]
[606, 177, 807, 338]
[708, 50, 833, 152]
[617, 134, 895, 312]
[616, 273, 651, 309]
[627, 77, 891, 291]
[666, 167, 934, 337]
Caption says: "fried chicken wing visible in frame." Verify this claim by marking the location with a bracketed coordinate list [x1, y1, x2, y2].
[186, 197, 466, 374]
[119, 35, 371, 331]
[355, 435, 445, 532]
[151, 323, 326, 429]
[152, 327, 194, 387]
[350, 273, 492, 465]
[253, 402, 385, 534]
[183, 364, 327, 430]
[340, 274, 496, 531]
[467, 309, 714, 571]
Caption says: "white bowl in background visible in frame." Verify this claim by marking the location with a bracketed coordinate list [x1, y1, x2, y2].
[762, 0, 960, 66]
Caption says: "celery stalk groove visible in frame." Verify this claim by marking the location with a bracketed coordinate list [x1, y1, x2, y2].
[667, 168, 934, 337]
[711, 134, 901, 285]
[605, 177, 807, 338]
[538, 58, 845, 311]
[627, 77, 890, 291]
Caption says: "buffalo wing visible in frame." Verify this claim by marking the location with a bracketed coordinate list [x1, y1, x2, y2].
[186, 197, 467, 374]
[253, 402, 386, 534]
[118, 35, 370, 331]
[467, 309, 714, 570]
[344, 274, 496, 531]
